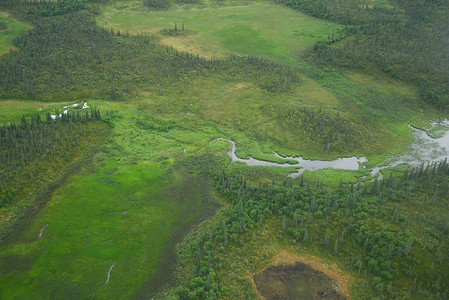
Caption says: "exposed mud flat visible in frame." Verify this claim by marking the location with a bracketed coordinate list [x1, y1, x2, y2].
[251, 251, 349, 300]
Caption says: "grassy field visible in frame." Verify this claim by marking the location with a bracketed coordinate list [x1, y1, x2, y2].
[0, 97, 221, 298]
[0, 100, 75, 123]
[97, 1, 344, 60]
[0, 12, 29, 55]
[0, 156, 219, 299]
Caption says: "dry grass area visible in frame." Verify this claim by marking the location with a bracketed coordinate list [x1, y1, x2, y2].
[345, 71, 418, 98]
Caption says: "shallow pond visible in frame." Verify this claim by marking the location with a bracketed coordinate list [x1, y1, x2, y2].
[253, 262, 346, 300]
[371, 120, 449, 179]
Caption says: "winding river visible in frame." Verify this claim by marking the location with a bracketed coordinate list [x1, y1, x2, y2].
[209, 138, 367, 178]
[209, 120, 449, 179]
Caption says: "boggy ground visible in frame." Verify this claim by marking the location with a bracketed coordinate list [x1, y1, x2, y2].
[251, 251, 349, 300]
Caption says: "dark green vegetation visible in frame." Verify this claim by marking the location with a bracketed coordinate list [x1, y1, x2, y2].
[277, 0, 400, 25]
[297, 0, 449, 110]
[272, 106, 371, 152]
[1, 109, 101, 207]
[143, 0, 202, 10]
[0, 19, 7, 30]
[143, 0, 170, 10]
[160, 23, 193, 36]
[0, 110, 108, 241]
[0, 0, 448, 299]
[0, 9, 298, 100]
[170, 162, 449, 299]
[27, 0, 87, 17]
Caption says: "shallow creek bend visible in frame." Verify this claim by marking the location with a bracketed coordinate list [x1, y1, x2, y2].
[209, 138, 367, 177]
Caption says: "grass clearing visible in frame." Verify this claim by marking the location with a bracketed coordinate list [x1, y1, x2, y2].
[0, 100, 77, 123]
[97, 1, 344, 59]
[0, 12, 29, 55]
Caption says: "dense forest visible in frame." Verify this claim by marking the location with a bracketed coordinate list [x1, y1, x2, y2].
[286, 0, 449, 110]
[0, 110, 108, 240]
[272, 106, 371, 151]
[172, 154, 449, 299]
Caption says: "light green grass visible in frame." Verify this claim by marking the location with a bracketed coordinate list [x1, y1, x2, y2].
[0, 12, 29, 55]
[0, 98, 220, 298]
[0, 157, 218, 299]
[0, 100, 73, 123]
[97, 1, 344, 60]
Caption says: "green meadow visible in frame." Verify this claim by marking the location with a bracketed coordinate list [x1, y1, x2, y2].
[97, 1, 343, 59]
[0, 100, 72, 123]
[0, 12, 29, 54]
[97, 0, 445, 164]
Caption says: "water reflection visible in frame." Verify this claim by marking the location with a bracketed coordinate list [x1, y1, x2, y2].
[371, 120, 449, 179]
[209, 138, 367, 177]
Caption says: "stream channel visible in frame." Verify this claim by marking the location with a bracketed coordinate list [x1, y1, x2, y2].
[209, 120, 449, 178]
[209, 138, 367, 178]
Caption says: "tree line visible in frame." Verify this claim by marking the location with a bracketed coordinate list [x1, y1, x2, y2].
[276, 0, 402, 26]
[0, 9, 300, 101]
[0, 110, 104, 208]
[143, 0, 203, 10]
[296, 0, 449, 110]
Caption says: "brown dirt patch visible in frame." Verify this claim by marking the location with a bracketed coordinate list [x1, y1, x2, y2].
[159, 35, 226, 59]
[0, 46, 17, 56]
[249, 250, 351, 300]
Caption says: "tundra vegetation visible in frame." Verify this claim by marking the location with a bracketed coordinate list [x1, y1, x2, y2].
[0, 0, 448, 299]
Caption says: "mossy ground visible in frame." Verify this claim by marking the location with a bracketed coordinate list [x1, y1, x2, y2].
[0, 155, 220, 299]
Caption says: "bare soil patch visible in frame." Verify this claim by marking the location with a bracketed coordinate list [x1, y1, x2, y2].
[250, 250, 351, 300]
